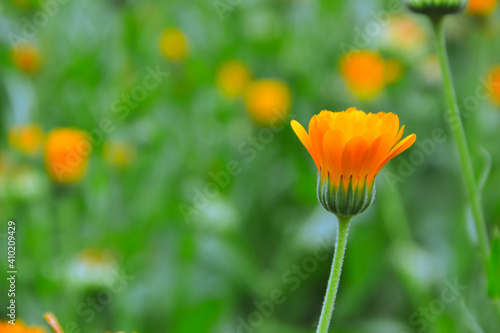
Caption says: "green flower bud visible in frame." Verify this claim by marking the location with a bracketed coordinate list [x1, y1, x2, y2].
[405, 0, 468, 16]
[317, 175, 375, 219]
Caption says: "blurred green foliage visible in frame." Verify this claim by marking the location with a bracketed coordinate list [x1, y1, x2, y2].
[0, 0, 500, 332]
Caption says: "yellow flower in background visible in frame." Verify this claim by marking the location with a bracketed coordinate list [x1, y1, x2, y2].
[488, 66, 500, 105]
[339, 51, 401, 100]
[244, 79, 291, 126]
[11, 44, 41, 74]
[102, 141, 136, 169]
[383, 16, 426, 55]
[468, 0, 498, 15]
[44, 128, 91, 184]
[0, 320, 45, 332]
[291, 108, 415, 217]
[8, 124, 44, 156]
[159, 27, 188, 61]
[216, 60, 251, 97]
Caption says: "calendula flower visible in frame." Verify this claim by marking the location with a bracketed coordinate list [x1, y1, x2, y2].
[468, 0, 498, 15]
[8, 124, 44, 156]
[44, 128, 91, 184]
[66, 248, 119, 288]
[487, 66, 500, 105]
[383, 16, 427, 56]
[216, 60, 251, 97]
[159, 27, 188, 61]
[0, 320, 45, 332]
[339, 51, 401, 100]
[11, 43, 41, 74]
[103, 141, 136, 169]
[244, 79, 291, 126]
[420, 54, 442, 84]
[405, 0, 467, 15]
[291, 108, 415, 333]
[291, 108, 416, 218]
[43, 313, 139, 333]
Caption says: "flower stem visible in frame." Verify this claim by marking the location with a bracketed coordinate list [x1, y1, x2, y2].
[431, 17, 490, 266]
[316, 216, 351, 333]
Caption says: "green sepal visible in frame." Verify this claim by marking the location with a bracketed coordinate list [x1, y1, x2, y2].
[405, 0, 468, 16]
[317, 174, 375, 219]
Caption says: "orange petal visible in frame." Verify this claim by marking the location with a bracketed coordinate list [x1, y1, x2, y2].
[370, 133, 417, 180]
[291, 120, 319, 168]
[341, 136, 369, 188]
[323, 129, 345, 185]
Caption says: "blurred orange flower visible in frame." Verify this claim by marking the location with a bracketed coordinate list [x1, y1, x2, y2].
[384, 16, 426, 55]
[9, 124, 44, 156]
[11, 44, 41, 74]
[468, 0, 497, 15]
[244, 79, 291, 126]
[103, 141, 136, 169]
[488, 66, 500, 105]
[339, 51, 401, 100]
[44, 128, 91, 184]
[0, 320, 45, 332]
[216, 60, 251, 97]
[159, 27, 188, 61]
[291, 108, 415, 216]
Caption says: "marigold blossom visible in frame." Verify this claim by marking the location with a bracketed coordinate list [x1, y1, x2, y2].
[468, 0, 498, 15]
[487, 65, 500, 105]
[339, 51, 400, 100]
[44, 128, 91, 184]
[11, 44, 41, 74]
[244, 79, 291, 126]
[291, 108, 416, 217]
[103, 141, 136, 169]
[0, 320, 45, 332]
[9, 124, 44, 156]
[159, 27, 188, 61]
[216, 60, 251, 97]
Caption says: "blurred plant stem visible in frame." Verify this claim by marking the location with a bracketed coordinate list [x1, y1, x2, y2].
[431, 17, 490, 266]
[378, 180, 439, 332]
[431, 16, 500, 320]
[316, 216, 351, 333]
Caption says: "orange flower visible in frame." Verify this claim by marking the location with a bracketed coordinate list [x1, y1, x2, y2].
[0, 320, 45, 332]
[468, 0, 497, 15]
[9, 124, 44, 156]
[159, 27, 188, 61]
[383, 16, 426, 56]
[291, 108, 416, 217]
[11, 44, 41, 74]
[216, 60, 251, 97]
[487, 65, 500, 105]
[244, 79, 291, 126]
[102, 141, 136, 169]
[44, 128, 91, 184]
[339, 51, 400, 100]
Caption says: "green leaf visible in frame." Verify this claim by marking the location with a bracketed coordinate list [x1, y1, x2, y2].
[488, 228, 500, 298]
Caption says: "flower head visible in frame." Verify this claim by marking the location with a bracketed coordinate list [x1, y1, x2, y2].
[405, 0, 468, 16]
[339, 51, 401, 100]
[11, 44, 41, 74]
[9, 124, 44, 156]
[487, 66, 500, 105]
[103, 141, 136, 169]
[244, 79, 291, 126]
[216, 60, 251, 97]
[291, 108, 416, 217]
[0, 320, 45, 332]
[159, 27, 188, 61]
[383, 16, 427, 57]
[468, 0, 497, 15]
[44, 128, 91, 184]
